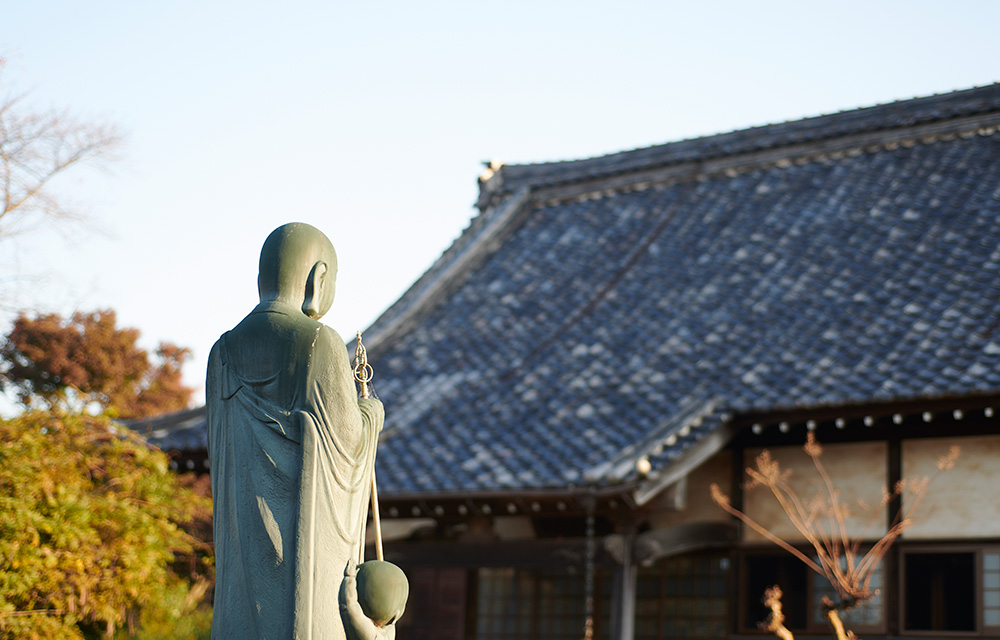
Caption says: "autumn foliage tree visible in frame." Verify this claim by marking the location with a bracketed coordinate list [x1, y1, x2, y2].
[0, 309, 193, 419]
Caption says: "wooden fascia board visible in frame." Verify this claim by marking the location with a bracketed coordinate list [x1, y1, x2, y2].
[377, 484, 640, 520]
[376, 537, 610, 569]
[733, 391, 1000, 433]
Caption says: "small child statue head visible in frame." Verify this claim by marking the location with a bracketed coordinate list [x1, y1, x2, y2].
[356, 560, 409, 627]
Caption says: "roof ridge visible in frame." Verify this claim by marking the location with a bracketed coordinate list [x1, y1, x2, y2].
[478, 83, 1000, 209]
[503, 84, 1000, 169]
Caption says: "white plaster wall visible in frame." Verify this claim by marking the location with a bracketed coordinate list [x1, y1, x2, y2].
[492, 516, 536, 540]
[367, 518, 436, 544]
[647, 451, 733, 529]
[742, 441, 888, 543]
[902, 435, 1000, 539]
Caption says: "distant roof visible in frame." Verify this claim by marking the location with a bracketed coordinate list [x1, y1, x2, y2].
[136, 84, 1000, 504]
[129, 406, 206, 452]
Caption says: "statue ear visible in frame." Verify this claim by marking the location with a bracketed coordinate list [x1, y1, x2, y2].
[302, 261, 329, 319]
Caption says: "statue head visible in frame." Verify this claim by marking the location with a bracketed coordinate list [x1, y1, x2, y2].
[258, 223, 337, 319]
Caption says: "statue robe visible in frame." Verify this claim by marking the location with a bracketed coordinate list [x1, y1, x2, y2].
[207, 305, 383, 640]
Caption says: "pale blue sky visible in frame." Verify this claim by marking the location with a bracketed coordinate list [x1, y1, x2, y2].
[2, 1, 999, 409]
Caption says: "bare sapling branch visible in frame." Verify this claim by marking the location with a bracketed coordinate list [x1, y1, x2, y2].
[712, 432, 959, 640]
[764, 586, 796, 640]
[0, 73, 123, 240]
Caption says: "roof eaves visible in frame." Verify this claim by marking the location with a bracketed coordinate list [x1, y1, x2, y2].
[584, 398, 728, 485]
[123, 406, 206, 436]
[632, 413, 737, 507]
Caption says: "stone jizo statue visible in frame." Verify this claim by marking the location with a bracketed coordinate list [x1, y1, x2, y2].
[207, 223, 397, 639]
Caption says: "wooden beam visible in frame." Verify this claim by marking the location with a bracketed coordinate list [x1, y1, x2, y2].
[374, 538, 615, 569]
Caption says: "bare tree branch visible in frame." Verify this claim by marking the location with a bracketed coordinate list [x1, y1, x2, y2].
[0, 73, 123, 240]
[763, 587, 796, 640]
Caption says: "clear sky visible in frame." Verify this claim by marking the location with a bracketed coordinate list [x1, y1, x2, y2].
[2, 1, 999, 410]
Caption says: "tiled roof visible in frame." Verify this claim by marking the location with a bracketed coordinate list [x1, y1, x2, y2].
[366, 84, 1000, 496]
[135, 85, 1000, 501]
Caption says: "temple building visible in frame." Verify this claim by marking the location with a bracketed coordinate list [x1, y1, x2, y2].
[133, 83, 1000, 640]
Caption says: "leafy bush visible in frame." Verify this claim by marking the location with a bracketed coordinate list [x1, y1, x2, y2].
[0, 411, 212, 639]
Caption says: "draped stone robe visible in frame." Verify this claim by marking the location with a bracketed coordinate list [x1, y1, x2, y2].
[207, 303, 384, 640]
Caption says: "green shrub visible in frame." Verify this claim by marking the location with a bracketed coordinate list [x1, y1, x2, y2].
[0, 412, 212, 639]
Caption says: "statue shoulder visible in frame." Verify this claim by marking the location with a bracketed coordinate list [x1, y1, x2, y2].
[208, 334, 226, 361]
[206, 335, 227, 380]
[312, 322, 345, 350]
[317, 323, 345, 345]
[311, 323, 352, 369]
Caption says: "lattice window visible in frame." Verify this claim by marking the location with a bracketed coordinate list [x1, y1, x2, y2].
[812, 555, 884, 628]
[474, 567, 610, 640]
[984, 552, 1000, 630]
[740, 548, 887, 634]
[636, 553, 729, 640]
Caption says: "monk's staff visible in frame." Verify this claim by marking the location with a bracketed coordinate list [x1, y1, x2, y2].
[353, 331, 384, 562]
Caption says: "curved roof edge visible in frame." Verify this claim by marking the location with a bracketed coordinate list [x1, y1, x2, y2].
[478, 83, 1000, 209]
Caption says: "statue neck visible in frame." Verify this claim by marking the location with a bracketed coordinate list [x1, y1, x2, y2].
[254, 299, 302, 316]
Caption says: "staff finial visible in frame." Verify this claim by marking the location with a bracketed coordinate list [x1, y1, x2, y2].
[353, 331, 373, 399]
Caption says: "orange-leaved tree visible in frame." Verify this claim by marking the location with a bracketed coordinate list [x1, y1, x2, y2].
[0, 309, 193, 419]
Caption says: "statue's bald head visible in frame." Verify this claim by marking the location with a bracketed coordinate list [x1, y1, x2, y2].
[258, 223, 337, 319]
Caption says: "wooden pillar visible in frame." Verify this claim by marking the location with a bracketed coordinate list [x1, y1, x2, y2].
[611, 532, 637, 640]
[886, 436, 902, 635]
